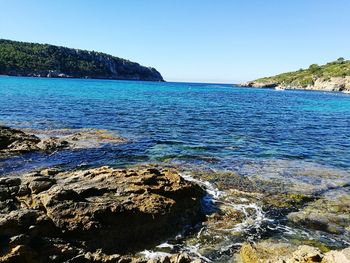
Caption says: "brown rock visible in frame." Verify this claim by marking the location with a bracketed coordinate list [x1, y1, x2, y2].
[0, 245, 39, 263]
[289, 245, 323, 263]
[0, 126, 40, 157]
[237, 241, 350, 263]
[28, 177, 56, 194]
[0, 126, 67, 158]
[238, 241, 296, 263]
[0, 166, 205, 262]
[0, 126, 126, 159]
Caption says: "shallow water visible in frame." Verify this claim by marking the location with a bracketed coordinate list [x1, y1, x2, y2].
[1, 76, 350, 174]
[1, 76, 350, 261]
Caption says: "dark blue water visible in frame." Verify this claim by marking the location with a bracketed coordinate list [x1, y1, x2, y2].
[1, 76, 350, 175]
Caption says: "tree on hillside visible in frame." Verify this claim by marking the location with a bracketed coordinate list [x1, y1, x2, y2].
[308, 64, 320, 73]
[337, 57, 345, 63]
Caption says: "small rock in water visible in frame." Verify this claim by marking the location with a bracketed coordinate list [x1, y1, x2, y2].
[0, 126, 126, 159]
[0, 126, 68, 158]
[0, 126, 41, 157]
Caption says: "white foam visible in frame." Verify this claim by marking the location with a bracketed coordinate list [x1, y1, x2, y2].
[156, 242, 174, 249]
[181, 171, 272, 235]
[140, 250, 172, 259]
[144, 171, 273, 261]
[180, 172, 224, 199]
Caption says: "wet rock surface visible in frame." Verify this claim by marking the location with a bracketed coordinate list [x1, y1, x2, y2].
[23, 128, 126, 149]
[0, 126, 68, 158]
[288, 187, 350, 235]
[0, 126, 42, 156]
[0, 126, 125, 158]
[152, 166, 350, 262]
[0, 166, 205, 262]
[1, 136, 349, 262]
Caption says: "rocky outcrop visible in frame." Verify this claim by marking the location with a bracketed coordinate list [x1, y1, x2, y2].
[0, 126, 68, 157]
[0, 39, 164, 81]
[0, 126, 41, 152]
[308, 76, 350, 92]
[237, 241, 350, 263]
[0, 126, 125, 158]
[0, 166, 205, 262]
[240, 81, 279, 89]
[241, 77, 350, 92]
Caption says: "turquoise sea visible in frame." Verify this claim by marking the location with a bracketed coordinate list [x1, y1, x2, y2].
[1, 76, 349, 174]
[1, 76, 350, 261]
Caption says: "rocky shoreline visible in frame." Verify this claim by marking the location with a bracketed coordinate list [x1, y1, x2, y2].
[0, 126, 349, 262]
[240, 76, 350, 93]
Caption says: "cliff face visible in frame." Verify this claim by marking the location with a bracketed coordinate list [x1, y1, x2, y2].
[242, 76, 350, 92]
[310, 76, 350, 92]
[241, 59, 350, 92]
[0, 39, 164, 81]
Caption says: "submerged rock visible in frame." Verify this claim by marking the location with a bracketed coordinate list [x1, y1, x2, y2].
[33, 128, 126, 149]
[0, 126, 125, 158]
[166, 166, 350, 262]
[0, 166, 205, 262]
[287, 187, 350, 235]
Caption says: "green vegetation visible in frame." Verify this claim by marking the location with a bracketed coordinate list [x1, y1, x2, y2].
[255, 58, 350, 87]
[0, 39, 163, 81]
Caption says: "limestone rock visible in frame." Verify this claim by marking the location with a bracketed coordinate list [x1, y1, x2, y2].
[0, 166, 205, 262]
[238, 241, 296, 263]
[323, 247, 350, 263]
[288, 245, 323, 263]
[237, 241, 350, 263]
[240, 76, 350, 92]
[310, 76, 350, 92]
[240, 81, 278, 89]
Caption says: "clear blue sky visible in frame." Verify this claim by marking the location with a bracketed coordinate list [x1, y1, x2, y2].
[1, 0, 350, 83]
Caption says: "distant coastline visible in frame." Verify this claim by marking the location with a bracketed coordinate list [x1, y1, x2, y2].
[0, 39, 164, 82]
[0, 74, 165, 83]
[240, 58, 350, 93]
